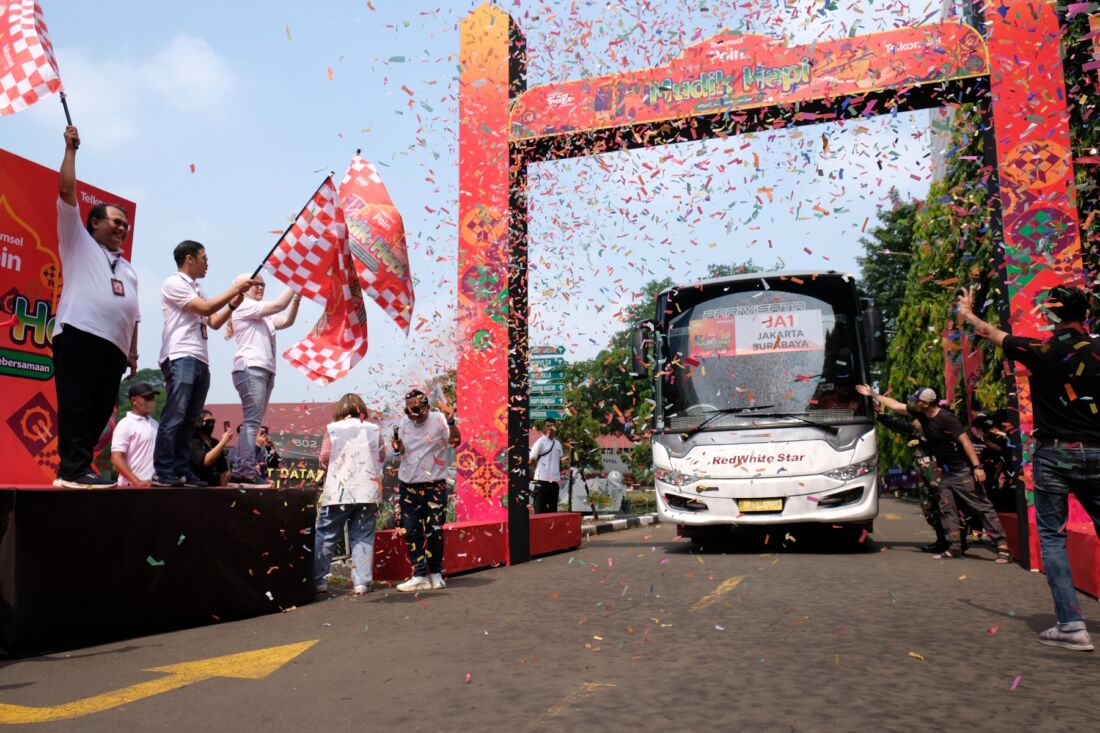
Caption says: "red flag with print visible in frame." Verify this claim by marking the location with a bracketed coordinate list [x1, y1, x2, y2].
[263, 176, 344, 303]
[0, 0, 62, 115]
[339, 155, 414, 333]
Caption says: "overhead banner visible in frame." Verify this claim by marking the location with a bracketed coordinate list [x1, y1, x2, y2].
[510, 22, 989, 141]
[0, 147, 137, 485]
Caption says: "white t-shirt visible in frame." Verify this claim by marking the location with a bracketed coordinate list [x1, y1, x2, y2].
[110, 411, 159, 486]
[530, 435, 563, 482]
[397, 411, 451, 483]
[231, 298, 277, 374]
[159, 272, 208, 364]
[54, 197, 140, 355]
[321, 417, 384, 505]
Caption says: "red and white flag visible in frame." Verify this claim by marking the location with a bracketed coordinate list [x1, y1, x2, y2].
[282, 244, 369, 385]
[0, 0, 62, 116]
[264, 177, 367, 384]
[339, 156, 414, 333]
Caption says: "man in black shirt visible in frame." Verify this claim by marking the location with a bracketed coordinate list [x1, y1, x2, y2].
[958, 285, 1100, 652]
[856, 384, 1009, 562]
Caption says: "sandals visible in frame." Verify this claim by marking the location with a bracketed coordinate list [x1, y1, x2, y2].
[995, 546, 1012, 564]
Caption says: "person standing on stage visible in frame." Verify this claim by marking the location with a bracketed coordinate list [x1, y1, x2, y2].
[529, 419, 564, 513]
[110, 382, 160, 488]
[392, 389, 461, 592]
[226, 274, 301, 487]
[958, 285, 1100, 652]
[152, 241, 257, 487]
[53, 126, 140, 488]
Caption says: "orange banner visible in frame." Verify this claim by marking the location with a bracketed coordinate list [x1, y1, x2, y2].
[0, 147, 136, 484]
[511, 22, 988, 141]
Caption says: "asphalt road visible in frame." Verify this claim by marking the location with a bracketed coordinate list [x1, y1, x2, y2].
[1, 497, 1096, 732]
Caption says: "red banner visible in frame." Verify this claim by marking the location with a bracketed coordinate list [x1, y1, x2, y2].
[0, 147, 136, 484]
[511, 22, 988, 141]
[338, 156, 414, 333]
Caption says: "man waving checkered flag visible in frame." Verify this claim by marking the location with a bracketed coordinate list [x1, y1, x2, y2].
[0, 0, 62, 115]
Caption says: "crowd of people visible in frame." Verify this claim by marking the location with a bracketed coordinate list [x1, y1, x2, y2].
[43, 124, 1100, 641]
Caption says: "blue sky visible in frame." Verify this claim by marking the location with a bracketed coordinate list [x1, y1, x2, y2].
[1, 0, 942, 409]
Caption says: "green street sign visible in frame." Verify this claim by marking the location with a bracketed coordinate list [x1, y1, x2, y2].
[531, 345, 565, 355]
[529, 395, 566, 406]
[530, 356, 565, 367]
[530, 382, 566, 394]
[530, 408, 569, 420]
[529, 369, 564, 380]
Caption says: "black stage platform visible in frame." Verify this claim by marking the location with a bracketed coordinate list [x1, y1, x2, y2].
[0, 486, 319, 657]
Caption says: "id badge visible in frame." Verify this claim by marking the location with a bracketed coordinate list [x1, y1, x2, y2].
[200, 321, 208, 340]
[111, 278, 125, 297]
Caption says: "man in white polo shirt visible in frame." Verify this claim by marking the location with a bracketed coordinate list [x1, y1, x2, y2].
[226, 273, 301, 487]
[152, 241, 257, 487]
[111, 382, 160, 487]
[52, 126, 140, 489]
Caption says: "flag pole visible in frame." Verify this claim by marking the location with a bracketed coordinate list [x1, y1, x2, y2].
[251, 173, 333, 279]
[59, 92, 77, 149]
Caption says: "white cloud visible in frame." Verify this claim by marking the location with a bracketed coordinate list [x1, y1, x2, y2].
[26, 35, 236, 149]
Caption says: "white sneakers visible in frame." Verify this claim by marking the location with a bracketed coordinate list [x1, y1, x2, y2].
[429, 573, 446, 589]
[353, 584, 371, 595]
[397, 576, 432, 592]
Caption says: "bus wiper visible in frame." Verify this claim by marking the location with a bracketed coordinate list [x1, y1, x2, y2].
[681, 405, 776, 440]
[745, 412, 840, 435]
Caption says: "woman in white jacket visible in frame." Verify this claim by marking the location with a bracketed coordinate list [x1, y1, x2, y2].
[314, 393, 386, 595]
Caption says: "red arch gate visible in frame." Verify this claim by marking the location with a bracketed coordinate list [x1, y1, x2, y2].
[455, 1, 1083, 564]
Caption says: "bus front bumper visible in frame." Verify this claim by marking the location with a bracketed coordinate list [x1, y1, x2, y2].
[655, 474, 878, 527]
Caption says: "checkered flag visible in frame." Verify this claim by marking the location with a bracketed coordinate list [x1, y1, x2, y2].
[282, 247, 368, 385]
[263, 176, 346, 303]
[339, 155, 415, 333]
[0, 0, 62, 115]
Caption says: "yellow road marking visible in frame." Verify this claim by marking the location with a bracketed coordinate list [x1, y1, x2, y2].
[691, 575, 745, 611]
[525, 683, 616, 730]
[0, 640, 317, 724]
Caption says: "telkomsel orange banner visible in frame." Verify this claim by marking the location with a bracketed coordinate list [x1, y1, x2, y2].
[0, 147, 136, 484]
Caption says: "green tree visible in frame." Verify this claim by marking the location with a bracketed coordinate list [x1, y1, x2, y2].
[856, 189, 919, 333]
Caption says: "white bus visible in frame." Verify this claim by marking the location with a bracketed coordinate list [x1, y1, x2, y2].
[631, 271, 886, 543]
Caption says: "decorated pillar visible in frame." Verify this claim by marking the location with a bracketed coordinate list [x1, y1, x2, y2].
[456, 5, 528, 560]
[988, 1, 1083, 565]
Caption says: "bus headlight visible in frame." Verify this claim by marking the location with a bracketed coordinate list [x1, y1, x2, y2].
[824, 457, 876, 482]
[654, 467, 694, 487]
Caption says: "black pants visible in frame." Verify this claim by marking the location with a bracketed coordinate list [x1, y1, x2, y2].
[399, 481, 446, 576]
[52, 326, 127, 480]
[532, 480, 559, 514]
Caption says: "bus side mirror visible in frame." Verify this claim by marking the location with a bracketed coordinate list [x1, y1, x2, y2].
[862, 302, 887, 363]
[629, 322, 652, 378]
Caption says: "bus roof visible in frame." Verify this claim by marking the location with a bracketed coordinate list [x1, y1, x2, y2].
[655, 270, 853, 300]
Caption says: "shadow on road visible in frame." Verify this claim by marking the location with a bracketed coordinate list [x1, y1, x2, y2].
[598, 525, 880, 555]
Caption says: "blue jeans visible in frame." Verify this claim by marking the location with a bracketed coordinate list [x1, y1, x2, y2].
[314, 503, 377, 587]
[231, 367, 274, 480]
[1033, 446, 1100, 631]
[154, 357, 210, 480]
[400, 481, 446, 576]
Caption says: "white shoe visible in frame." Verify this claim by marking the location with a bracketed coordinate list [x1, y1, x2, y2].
[429, 573, 446, 589]
[353, 584, 371, 595]
[315, 583, 328, 593]
[396, 576, 432, 592]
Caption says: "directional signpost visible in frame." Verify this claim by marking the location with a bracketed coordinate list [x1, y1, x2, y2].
[530, 345, 568, 420]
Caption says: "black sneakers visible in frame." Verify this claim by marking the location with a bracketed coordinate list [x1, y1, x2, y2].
[151, 474, 184, 487]
[53, 472, 116, 489]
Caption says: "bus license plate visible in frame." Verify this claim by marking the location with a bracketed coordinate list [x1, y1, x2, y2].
[739, 499, 783, 512]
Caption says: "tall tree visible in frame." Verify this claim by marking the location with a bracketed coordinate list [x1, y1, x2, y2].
[856, 189, 919, 333]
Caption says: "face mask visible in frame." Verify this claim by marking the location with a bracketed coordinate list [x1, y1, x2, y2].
[200, 420, 215, 434]
[405, 405, 423, 418]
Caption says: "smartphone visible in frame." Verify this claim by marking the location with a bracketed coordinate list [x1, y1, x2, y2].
[223, 420, 231, 431]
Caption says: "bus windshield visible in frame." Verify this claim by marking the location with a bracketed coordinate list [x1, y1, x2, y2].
[657, 276, 871, 432]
